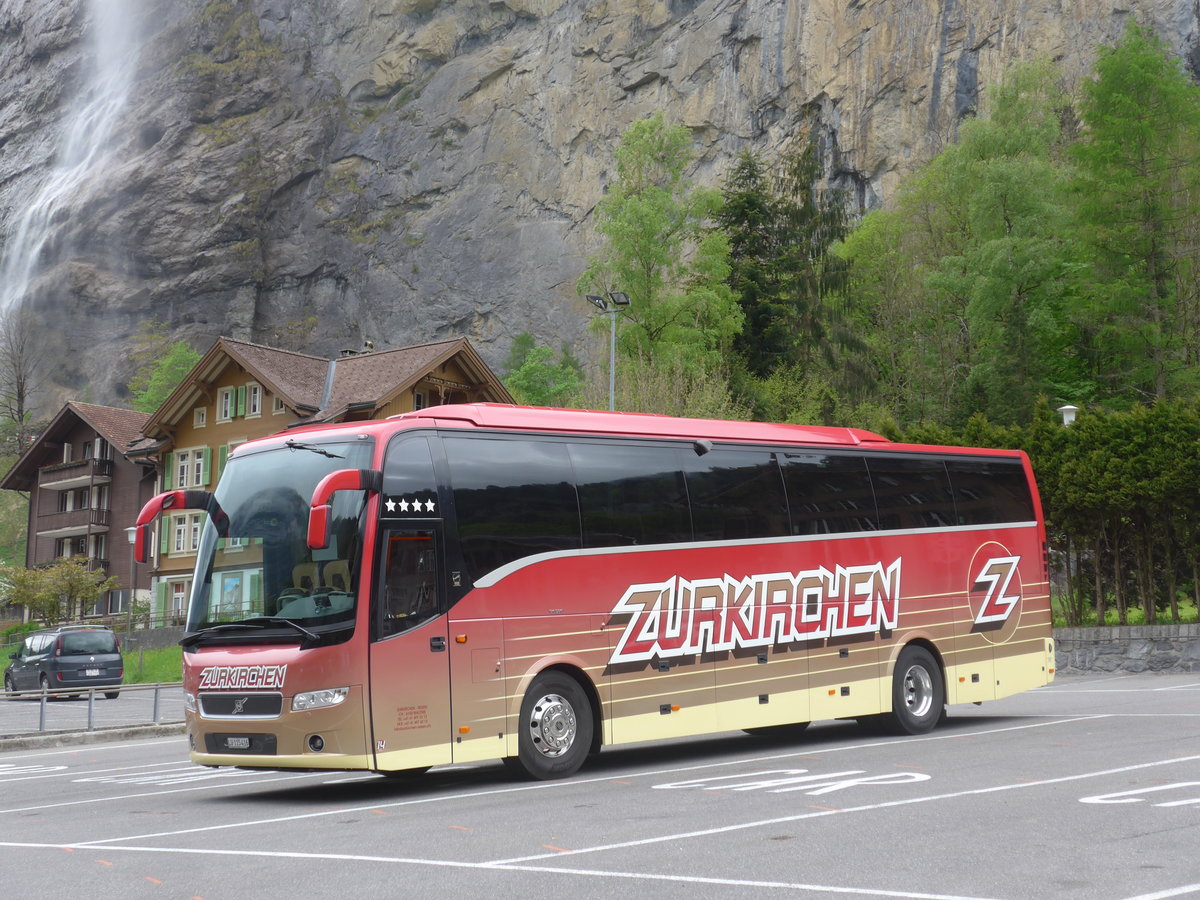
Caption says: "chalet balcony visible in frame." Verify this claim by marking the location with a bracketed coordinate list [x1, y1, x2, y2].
[38, 457, 114, 491]
[36, 506, 111, 537]
[33, 557, 110, 573]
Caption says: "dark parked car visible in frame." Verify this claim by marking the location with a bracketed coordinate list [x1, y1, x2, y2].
[4, 625, 124, 699]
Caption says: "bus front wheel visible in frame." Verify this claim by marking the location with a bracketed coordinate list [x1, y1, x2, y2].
[510, 671, 593, 780]
[887, 645, 944, 734]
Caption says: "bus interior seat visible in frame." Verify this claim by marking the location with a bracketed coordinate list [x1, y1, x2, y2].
[323, 560, 351, 592]
[292, 562, 319, 591]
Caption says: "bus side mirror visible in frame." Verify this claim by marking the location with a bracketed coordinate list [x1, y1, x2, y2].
[133, 521, 151, 564]
[308, 504, 331, 550]
[132, 490, 227, 563]
[307, 468, 383, 550]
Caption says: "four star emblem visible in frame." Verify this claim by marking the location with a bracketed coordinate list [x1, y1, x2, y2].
[383, 495, 437, 515]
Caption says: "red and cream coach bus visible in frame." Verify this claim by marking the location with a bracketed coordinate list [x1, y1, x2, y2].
[134, 403, 1054, 780]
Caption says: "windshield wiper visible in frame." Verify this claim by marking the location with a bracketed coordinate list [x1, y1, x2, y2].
[241, 617, 319, 642]
[284, 440, 344, 459]
[180, 617, 320, 649]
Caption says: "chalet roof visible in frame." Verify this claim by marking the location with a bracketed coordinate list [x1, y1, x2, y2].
[0, 402, 150, 492]
[313, 337, 508, 422]
[141, 336, 511, 438]
[140, 337, 331, 439]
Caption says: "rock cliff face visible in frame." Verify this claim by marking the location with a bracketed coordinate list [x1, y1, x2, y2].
[2, 0, 1198, 408]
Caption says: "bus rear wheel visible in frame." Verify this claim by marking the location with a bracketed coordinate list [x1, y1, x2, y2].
[887, 645, 944, 735]
[510, 671, 593, 781]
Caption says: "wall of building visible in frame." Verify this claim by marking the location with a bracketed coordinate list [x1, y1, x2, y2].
[27, 419, 156, 611]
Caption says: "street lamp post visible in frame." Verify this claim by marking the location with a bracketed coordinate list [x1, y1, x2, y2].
[124, 526, 137, 638]
[585, 291, 630, 411]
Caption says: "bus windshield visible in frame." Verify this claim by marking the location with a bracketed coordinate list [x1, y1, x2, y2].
[186, 438, 375, 640]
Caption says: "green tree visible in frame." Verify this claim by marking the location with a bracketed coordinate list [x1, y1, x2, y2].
[840, 60, 1078, 424]
[0, 558, 118, 624]
[577, 113, 742, 379]
[502, 333, 584, 407]
[130, 340, 200, 413]
[1070, 21, 1200, 405]
[720, 135, 859, 378]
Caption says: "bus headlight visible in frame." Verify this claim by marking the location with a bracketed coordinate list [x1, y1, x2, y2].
[292, 687, 349, 712]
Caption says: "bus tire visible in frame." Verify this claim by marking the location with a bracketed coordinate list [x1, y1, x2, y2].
[887, 645, 944, 735]
[511, 671, 593, 781]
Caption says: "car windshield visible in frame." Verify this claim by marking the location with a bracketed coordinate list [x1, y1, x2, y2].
[187, 437, 374, 636]
[60, 632, 117, 654]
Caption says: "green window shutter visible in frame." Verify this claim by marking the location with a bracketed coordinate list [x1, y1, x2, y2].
[200, 447, 212, 486]
[249, 572, 262, 615]
[217, 444, 229, 480]
[236, 386, 246, 417]
[160, 517, 171, 555]
[162, 452, 173, 490]
[154, 581, 167, 617]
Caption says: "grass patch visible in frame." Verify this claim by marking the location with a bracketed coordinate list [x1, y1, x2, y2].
[1052, 596, 1199, 628]
[123, 645, 182, 684]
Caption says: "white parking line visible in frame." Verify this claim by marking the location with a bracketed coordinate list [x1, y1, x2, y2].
[0, 843, 1007, 900]
[487, 752, 1200, 865]
[1153, 682, 1200, 692]
[1120, 884, 1200, 900]
[3, 716, 1100, 838]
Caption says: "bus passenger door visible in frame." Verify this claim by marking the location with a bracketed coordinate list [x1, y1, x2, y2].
[368, 527, 454, 773]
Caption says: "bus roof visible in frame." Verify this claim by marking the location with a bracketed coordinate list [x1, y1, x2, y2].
[383, 403, 890, 446]
[257, 403, 1029, 461]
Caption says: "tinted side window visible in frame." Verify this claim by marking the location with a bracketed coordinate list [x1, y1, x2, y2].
[569, 443, 691, 547]
[444, 437, 580, 582]
[381, 436, 440, 517]
[944, 457, 1035, 525]
[684, 448, 788, 540]
[868, 455, 956, 530]
[781, 452, 877, 534]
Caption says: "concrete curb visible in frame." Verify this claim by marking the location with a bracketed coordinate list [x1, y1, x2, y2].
[0, 722, 186, 752]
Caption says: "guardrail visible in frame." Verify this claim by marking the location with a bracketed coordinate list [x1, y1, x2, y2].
[1, 681, 184, 736]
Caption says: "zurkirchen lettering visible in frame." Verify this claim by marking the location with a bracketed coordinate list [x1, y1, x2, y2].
[198, 665, 288, 691]
[608, 560, 902, 664]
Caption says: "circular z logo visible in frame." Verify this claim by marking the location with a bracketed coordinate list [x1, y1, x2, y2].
[968, 544, 1023, 641]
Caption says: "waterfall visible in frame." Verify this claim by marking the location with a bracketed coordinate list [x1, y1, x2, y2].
[0, 0, 141, 316]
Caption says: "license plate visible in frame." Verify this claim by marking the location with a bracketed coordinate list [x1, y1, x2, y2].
[84, 668, 100, 677]
[226, 737, 251, 750]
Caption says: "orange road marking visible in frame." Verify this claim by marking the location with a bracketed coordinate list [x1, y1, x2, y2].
[97, 860, 113, 867]
[145, 877, 162, 885]
[609, 779, 631, 785]
[542, 845, 569, 853]
[450, 825, 473, 832]
[807, 805, 840, 812]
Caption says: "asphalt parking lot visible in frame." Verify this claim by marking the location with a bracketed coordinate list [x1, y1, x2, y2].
[0, 673, 1196, 899]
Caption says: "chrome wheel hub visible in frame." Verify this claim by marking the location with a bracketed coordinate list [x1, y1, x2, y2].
[527, 692, 577, 758]
[902, 664, 934, 719]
